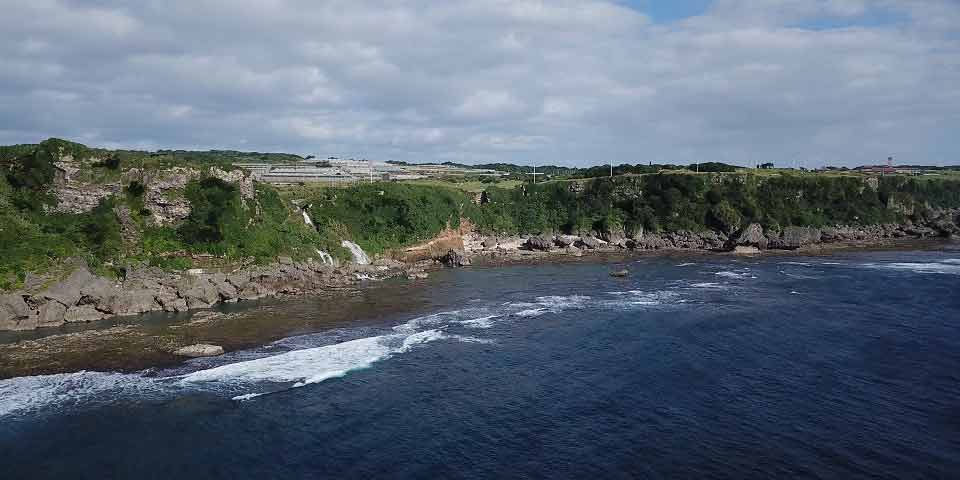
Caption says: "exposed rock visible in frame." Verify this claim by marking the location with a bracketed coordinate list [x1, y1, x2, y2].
[36, 300, 67, 328]
[497, 237, 523, 250]
[735, 223, 768, 250]
[733, 246, 761, 255]
[577, 236, 602, 249]
[0, 294, 37, 331]
[525, 236, 553, 251]
[439, 249, 471, 267]
[554, 235, 580, 247]
[481, 237, 499, 249]
[41, 266, 101, 307]
[173, 344, 224, 358]
[776, 226, 822, 249]
[179, 278, 221, 309]
[99, 290, 160, 316]
[64, 305, 105, 323]
[609, 269, 630, 277]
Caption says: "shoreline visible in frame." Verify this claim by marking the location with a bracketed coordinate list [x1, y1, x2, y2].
[0, 236, 956, 380]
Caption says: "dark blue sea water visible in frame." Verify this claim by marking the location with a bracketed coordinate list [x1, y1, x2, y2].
[3, 249, 960, 479]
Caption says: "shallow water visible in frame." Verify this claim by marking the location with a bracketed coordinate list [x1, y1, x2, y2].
[2, 249, 960, 478]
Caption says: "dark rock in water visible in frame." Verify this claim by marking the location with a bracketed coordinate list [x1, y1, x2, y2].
[525, 236, 553, 251]
[440, 249, 471, 267]
[609, 269, 630, 278]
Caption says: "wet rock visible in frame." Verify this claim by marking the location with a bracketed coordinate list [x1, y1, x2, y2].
[174, 344, 224, 358]
[609, 269, 630, 277]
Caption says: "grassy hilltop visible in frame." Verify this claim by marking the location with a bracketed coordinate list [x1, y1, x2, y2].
[2, 137, 960, 291]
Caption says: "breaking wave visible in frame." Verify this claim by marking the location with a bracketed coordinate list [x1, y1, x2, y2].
[715, 271, 757, 279]
[864, 260, 960, 275]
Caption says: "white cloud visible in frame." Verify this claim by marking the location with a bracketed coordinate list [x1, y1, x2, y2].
[0, 0, 957, 166]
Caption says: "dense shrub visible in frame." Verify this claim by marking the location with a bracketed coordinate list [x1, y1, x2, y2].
[306, 183, 469, 253]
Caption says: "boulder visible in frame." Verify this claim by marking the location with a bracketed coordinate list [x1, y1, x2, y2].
[525, 236, 553, 251]
[36, 300, 67, 328]
[577, 236, 602, 249]
[212, 279, 239, 302]
[481, 237, 498, 249]
[179, 278, 221, 308]
[41, 266, 105, 307]
[780, 226, 822, 249]
[735, 223, 767, 249]
[439, 249, 471, 267]
[554, 235, 580, 248]
[99, 290, 160, 316]
[173, 344, 225, 358]
[609, 269, 630, 277]
[0, 294, 37, 331]
[64, 305, 105, 323]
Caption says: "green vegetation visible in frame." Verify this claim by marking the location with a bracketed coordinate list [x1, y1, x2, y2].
[304, 183, 470, 254]
[466, 174, 960, 236]
[2, 137, 960, 291]
[0, 139, 325, 290]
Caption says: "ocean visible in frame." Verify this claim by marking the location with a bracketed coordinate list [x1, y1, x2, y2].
[2, 248, 960, 479]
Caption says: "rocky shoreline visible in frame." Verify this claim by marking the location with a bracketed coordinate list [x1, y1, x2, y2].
[0, 256, 429, 332]
[2, 209, 958, 335]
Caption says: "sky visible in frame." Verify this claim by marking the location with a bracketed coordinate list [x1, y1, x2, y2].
[1, 0, 958, 167]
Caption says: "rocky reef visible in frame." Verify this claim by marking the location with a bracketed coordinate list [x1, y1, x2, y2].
[0, 257, 408, 331]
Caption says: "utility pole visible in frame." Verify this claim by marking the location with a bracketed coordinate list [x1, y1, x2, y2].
[533, 164, 537, 184]
[369, 159, 373, 183]
[610, 163, 613, 178]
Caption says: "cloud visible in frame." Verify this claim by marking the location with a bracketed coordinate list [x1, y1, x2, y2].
[0, 0, 957, 166]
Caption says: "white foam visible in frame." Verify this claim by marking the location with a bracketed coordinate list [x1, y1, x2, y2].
[779, 261, 812, 266]
[456, 315, 500, 329]
[676, 262, 697, 267]
[181, 335, 395, 386]
[602, 290, 682, 308]
[0, 370, 162, 418]
[715, 271, 756, 279]
[689, 282, 726, 289]
[515, 308, 549, 317]
[865, 262, 960, 275]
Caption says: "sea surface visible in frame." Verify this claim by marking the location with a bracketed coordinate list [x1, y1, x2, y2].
[2, 249, 960, 479]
